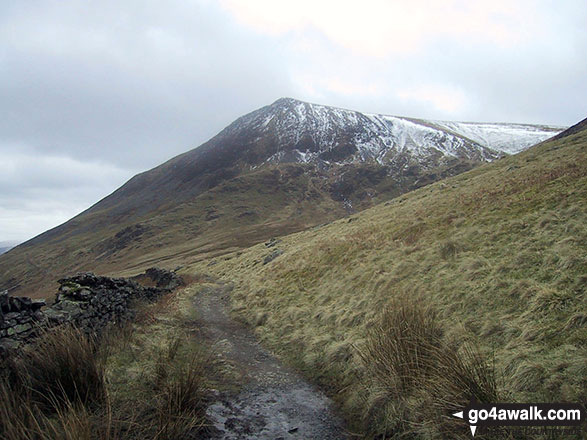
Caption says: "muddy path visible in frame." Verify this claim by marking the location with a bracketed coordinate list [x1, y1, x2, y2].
[191, 283, 348, 440]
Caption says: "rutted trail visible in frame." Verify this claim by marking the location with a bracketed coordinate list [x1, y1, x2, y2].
[191, 283, 347, 440]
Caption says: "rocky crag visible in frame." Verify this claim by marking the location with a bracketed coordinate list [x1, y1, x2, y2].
[0, 267, 182, 356]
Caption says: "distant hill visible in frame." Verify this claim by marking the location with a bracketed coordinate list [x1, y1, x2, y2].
[0, 241, 17, 256]
[0, 98, 564, 298]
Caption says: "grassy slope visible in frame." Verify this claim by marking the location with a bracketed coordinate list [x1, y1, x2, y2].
[2, 155, 475, 300]
[0, 164, 350, 299]
[190, 128, 586, 432]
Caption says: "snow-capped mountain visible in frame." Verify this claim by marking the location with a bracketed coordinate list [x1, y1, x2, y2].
[0, 97, 566, 298]
[221, 98, 563, 168]
[65, 96, 564, 234]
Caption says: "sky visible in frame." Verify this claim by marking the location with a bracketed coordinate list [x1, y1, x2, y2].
[1, 0, 585, 244]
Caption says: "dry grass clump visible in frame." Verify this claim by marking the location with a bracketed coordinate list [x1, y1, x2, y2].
[362, 298, 443, 396]
[152, 353, 208, 439]
[438, 239, 460, 260]
[360, 297, 498, 438]
[0, 379, 43, 440]
[0, 327, 113, 440]
[11, 327, 107, 411]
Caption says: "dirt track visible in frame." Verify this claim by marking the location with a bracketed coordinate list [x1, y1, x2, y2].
[191, 283, 347, 440]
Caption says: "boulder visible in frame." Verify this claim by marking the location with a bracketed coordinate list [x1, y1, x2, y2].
[263, 249, 284, 265]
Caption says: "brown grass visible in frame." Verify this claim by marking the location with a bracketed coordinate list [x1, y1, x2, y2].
[6, 326, 106, 412]
[0, 327, 112, 440]
[361, 297, 444, 397]
[151, 352, 208, 439]
[360, 297, 499, 438]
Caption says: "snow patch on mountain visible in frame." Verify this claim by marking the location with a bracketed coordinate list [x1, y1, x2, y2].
[428, 120, 564, 154]
[226, 98, 565, 167]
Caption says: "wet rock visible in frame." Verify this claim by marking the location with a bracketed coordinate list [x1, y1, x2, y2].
[238, 210, 257, 218]
[263, 249, 284, 265]
[0, 338, 19, 354]
[30, 299, 45, 310]
[14, 323, 32, 334]
[145, 267, 183, 290]
[206, 210, 220, 221]
[8, 296, 24, 312]
[264, 238, 281, 248]
[43, 308, 69, 324]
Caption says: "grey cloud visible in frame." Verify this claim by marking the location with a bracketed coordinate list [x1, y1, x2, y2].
[0, 151, 132, 188]
[288, 30, 586, 126]
[0, 151, 134, 241]
[0, 0, 295, 169]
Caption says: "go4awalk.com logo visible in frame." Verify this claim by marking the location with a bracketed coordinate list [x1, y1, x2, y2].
[452, 399, 585, 437]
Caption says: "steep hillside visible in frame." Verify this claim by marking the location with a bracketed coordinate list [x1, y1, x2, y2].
[0, 98, 562, 298]
[192, 118, 586, 437]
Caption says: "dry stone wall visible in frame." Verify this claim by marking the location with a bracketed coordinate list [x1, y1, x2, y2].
[0, 268, 182, 356]
[0, 293, 45, 350]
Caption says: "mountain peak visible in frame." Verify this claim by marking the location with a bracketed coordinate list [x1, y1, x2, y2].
[271, 97, 302, 106]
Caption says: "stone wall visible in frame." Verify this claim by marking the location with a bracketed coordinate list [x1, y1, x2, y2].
[0, 293, 45, 350]
[0, 268, 183, 356]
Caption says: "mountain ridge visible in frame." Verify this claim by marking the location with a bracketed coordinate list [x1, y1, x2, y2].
[225, 97, 563, 163]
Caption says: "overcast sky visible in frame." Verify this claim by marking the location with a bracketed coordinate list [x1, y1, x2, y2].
[1, 0, 585, 244]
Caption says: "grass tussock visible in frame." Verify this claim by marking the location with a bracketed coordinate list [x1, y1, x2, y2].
[153, 353, 208, 439]
[0, 289, 212, 440]
[362, 297, 443, 397]
[0, 327, 112, 440]
[10, 327, 107, 411]
[360, 297, 499, 438]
